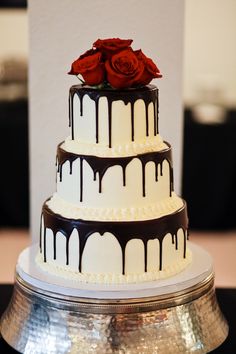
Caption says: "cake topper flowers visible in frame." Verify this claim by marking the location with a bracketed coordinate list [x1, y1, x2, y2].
[68, 38, 162, 89]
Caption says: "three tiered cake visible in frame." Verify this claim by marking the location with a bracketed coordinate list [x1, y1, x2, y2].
[1, 39, 228, 354]
[36, 38, 191, 283]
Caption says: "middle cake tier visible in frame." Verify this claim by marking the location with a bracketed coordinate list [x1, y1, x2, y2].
[56, 140, 174, 209]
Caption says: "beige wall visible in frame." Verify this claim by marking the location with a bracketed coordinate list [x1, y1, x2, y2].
[28, 0, 185, 239]
[184, 0, 236, 107]
[0, 9, 28, 60]
[1, 2, 236, 106]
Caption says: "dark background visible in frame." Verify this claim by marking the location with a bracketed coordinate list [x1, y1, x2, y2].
[0, 99, 29, 227]
[0, 0, 26, 8]
[182, 108, 236, 230]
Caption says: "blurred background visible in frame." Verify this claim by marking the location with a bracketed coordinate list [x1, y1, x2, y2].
[0, 0, 235, 284]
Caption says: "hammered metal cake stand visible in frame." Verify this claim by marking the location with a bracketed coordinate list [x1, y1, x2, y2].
[0, 243, 228, 354]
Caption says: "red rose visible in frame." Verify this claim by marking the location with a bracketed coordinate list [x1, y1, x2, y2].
[68, 50, 105, 86]
[93, 38, 133, 58]
[78, 48, 98, 60]
[134, 49, 162, 86]
[105, 49, 144, 89]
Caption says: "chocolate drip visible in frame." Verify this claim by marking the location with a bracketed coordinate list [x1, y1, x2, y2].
[141, 161, 146, 197]
[66, 238, 69, 265]
[68, 94, 71, 128]
[42, 202, 188, 274]
[187, 229, 190, 240]
[70, 94, 74, 140]
[122, 165, 126, 186]
[171, 233, 179, 251]
[145, 103, 149, 136]
[144, 240, 148, 272]
[156, 92, 159, 134]
[98, 174, 102, 193]
[159, 239, 163, 270]
[169, 166, 174, 197]
[108, 99, 112, 147]
[57, 152, 77, 183]
[160, 161, 163, 176]
[69, 160, 73, 175]
[155, 163, 158, 181]
[154, 100, 157, 136]
[131, 103, 134, 141]
[79, 94, 84, 116]
[53, 235, 56, 260]
[43, 227, 46, 262]
[69, 85, 159, 147]
[184, 230, 187, 258]
[57, 143, 173, 201]
[122, 251, 125, 277]
[95, 99, 99, 143]
[175, 234, 178, 250]
[80, 158, 83, 202]
[39, 214, 43, 252]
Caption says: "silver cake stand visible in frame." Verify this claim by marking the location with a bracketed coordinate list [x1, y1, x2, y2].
[0, 243, 228, 354]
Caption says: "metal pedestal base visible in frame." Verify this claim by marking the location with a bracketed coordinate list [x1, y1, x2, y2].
[0, 244, 228, 353]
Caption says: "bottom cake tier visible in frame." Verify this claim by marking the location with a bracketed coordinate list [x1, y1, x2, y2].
[37, 198, 191, 284]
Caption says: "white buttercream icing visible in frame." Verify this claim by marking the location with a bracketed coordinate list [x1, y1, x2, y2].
[36, 249, 192, 284]
[46, 193, 184, 221]
[63, 135, 167, 157]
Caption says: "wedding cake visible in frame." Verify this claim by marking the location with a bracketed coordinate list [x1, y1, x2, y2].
[36, 38, 191, 283]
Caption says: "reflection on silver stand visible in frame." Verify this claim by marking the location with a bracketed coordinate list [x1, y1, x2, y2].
[1, 243, 228, 353]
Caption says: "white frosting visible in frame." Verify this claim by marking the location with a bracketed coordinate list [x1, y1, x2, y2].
[82, 233, 122, 274]
[47, 192, 184, 221]
[64, 135, 167, 157]
[71, 94, 158, 147]
[36, 237, 191, 285]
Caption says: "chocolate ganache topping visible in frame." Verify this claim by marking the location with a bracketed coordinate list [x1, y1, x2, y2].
[69, 84, 159, 147]
[41, 203, 188, 275]
[56, 142, 174, 200]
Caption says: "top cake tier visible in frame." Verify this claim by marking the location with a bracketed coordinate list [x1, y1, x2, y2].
[69, 84, 159, 148]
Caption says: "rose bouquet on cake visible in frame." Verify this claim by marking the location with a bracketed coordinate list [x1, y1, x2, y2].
[68, 38, 162, 89]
